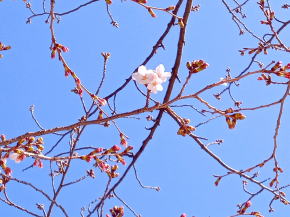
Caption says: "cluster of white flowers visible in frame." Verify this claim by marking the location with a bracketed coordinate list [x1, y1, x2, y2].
[132, 64, 171, 94]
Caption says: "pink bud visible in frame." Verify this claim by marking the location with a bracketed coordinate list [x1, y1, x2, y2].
[0, 134, 6, 141]
[33, 159, 44, 168]
[285, 73, 290, 79]
[180, 213, 187, 217]
[64, 68, 72, 77]
[260, 20, 270, 25]
[61, 46, 69, 52]
[119, 158, 126, 165]
[51, 50, 56, 59]
[120, 138, 128, 147]
[98, 161, 109, 171]
[95, 148, 104, 153]
[245, 200, 252, 208]
[126, 146, 133, 152]
[4, 167, 12, 176]
[97, 97, 107, 106]
[112, 145, 121, 152]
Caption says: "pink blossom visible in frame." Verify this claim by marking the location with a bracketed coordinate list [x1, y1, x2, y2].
[147, 73, 163, 93]
[245, 200, 252, 207]
[155, 64, 171, 82]
[132, 65, 154, 85]
[9, 153, 22, 163]
[132, 64, 171, 94]
[97, 97, 107, 106]
[98, 161, 109, 172]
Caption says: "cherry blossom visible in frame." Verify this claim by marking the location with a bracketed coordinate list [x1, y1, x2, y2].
[9, 153, 21, 163]
[132, 65, 154, 85]
[147, 73, 163, 93]
[155, 64, 171, 82]
[132, 64, 171, 94]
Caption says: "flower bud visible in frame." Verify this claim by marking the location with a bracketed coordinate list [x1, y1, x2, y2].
[165, 6, 175, 11]
[112, 145, 121, 152]
[271, 61, 282, 71]
[148, 8, 156, 17]
[245, 200, 252, 208]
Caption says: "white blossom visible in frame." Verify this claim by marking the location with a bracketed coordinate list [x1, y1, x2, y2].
[147, 73, 163, 94]
[132, 65, 154, 85]
[155, 64, 171, 83]
[132, 64, 171, 94]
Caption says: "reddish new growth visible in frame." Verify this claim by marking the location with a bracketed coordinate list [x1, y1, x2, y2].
[0, 41, 11, 58]
[50, 43, 69, 59]
[224, 109, 246, 129]
[238, 200, 252, 214]
[257, 61, 290, 84]
[0, 136, 45, 182]
[90, 94, 107, 106]
[107, 206, 124, 217]
[177, 124, 195, 136]
[33, 158, 44, 168]
[120, 133, 127, 147]
[239, 42, 283, 56]
[237, 200, 264, 216]
[111, 145, 121, 152]
[186, 60, 209, 73]
[132, 0, 147, 3]
[80, 145, 133, 177]
[259, 8, 275, 25]
[282, 4, 290, 9]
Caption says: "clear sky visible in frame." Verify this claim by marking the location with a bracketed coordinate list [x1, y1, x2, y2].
[1, 0, 290, 216]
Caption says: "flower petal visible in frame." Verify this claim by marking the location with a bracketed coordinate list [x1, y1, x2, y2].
[155, 64, 165, 74]
[138, 65, 147, 75]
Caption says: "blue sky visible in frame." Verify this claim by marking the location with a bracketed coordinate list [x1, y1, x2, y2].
[1, 0, 290, 216]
